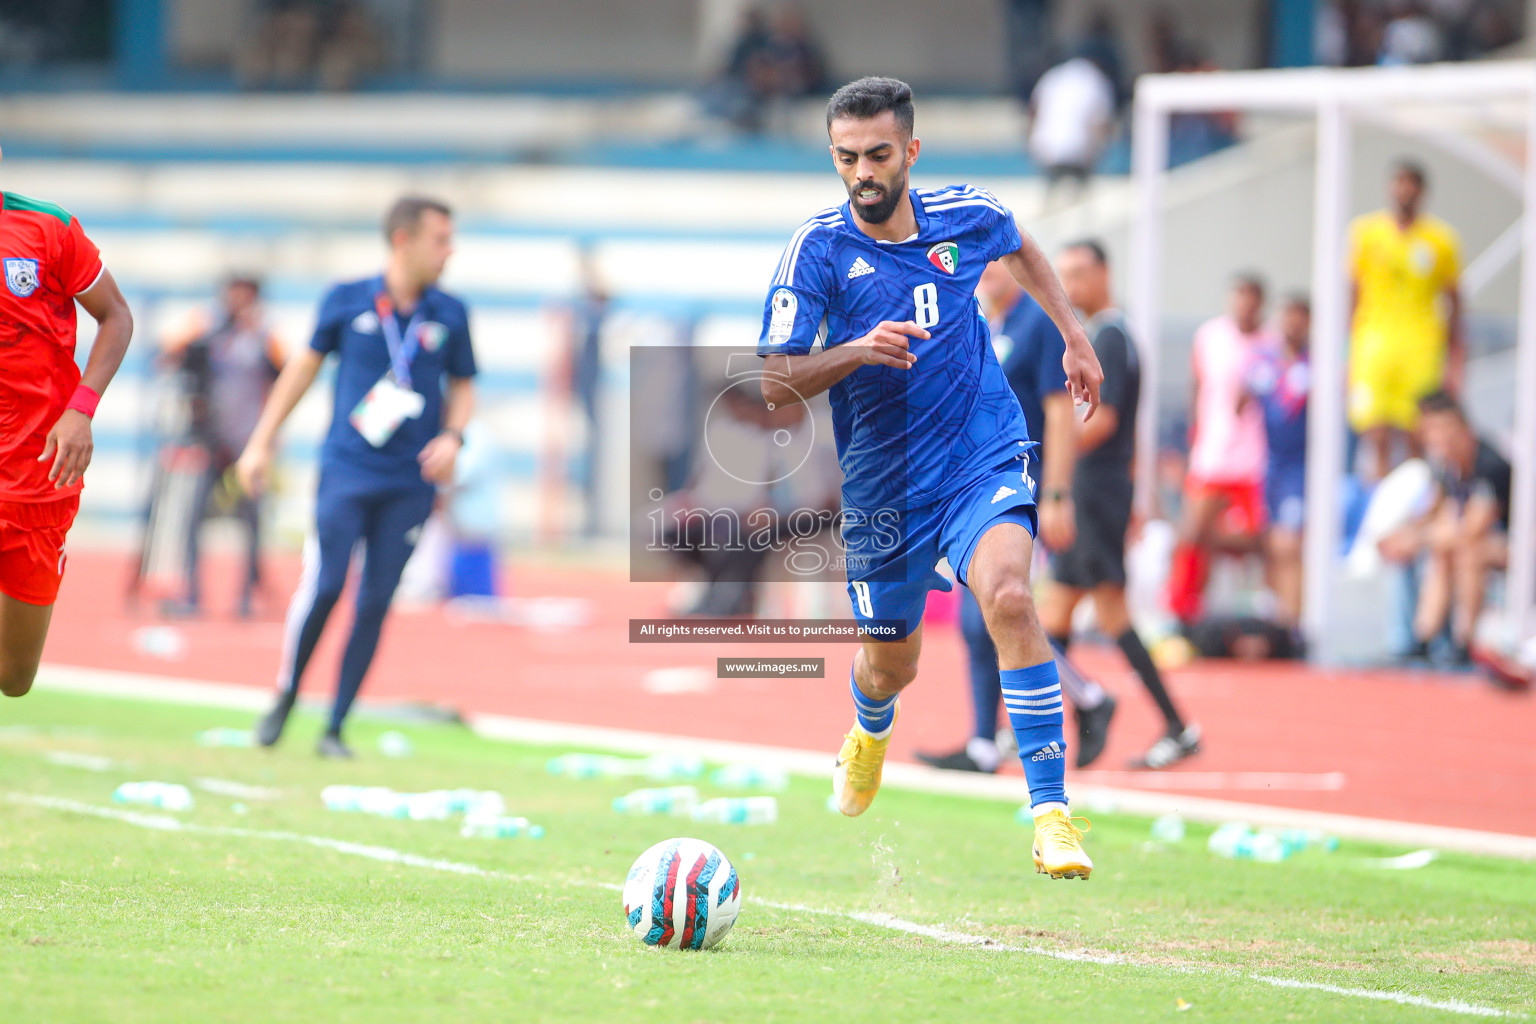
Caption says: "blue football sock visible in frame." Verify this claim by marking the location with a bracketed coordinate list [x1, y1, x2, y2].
[849, 668, 896, 737]
[1001, 660, 1067, 809]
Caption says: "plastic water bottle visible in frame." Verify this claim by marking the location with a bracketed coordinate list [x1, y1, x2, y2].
[691, 796, 778, 825]
[131, 626, 186, 660]
[445, 789, 506, 817]
[1273, 827, 1340, 854]
[112, 781, 194, 811]
[547, 753, 634, 779]
[1207, 822, 1252, 859]
[1150, 814, 1186, 843]
[710, 763, 790, 791]
[611, 785, 699, 816]
[642, 753, 705, 781]
[460, 813, 545, 839]
[377, 731, 414, 759]
[195, 727, 253, 748]
[321, 784, 364, 811]
[401, 792, 453, 821]
[1208, 822, 1293, 862]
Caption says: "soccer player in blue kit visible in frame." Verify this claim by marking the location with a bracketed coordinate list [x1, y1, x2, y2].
[236, 196, 477, 758]
[758, 78, 1103, 878]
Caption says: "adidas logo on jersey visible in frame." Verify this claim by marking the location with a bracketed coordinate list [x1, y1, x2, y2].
[1031, 741, 1065, 762]
[847, 257, 875, 279]
[990, 485, 1018, 504]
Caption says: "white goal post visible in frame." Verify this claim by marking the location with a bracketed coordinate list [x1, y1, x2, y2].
[1128, 61, 1536, 663]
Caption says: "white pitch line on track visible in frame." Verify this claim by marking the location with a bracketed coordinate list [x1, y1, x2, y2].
[1069, 770, 1348, 791]
[7, 792, 1523, 1020]
[31, 662, 1536, 860]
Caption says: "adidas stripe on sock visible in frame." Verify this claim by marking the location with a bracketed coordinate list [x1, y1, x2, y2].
[849, 668, 896, 738]
[1001, 660, 1067, 809]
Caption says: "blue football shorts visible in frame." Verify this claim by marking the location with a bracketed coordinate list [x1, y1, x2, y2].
[841, 457, 1038, 640]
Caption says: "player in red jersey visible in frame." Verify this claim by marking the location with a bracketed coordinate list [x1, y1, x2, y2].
[0, 157, 134, 698]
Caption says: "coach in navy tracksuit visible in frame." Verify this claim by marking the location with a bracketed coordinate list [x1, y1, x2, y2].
[237, 196, 477, 758]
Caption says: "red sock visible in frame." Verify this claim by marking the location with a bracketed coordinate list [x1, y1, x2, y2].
[1166, 543, 1209, 624]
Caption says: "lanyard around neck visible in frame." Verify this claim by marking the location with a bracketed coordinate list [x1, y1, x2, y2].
[374, 292, 424, 389]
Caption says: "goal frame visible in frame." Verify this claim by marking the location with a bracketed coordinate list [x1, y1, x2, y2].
[1128, 61, 1536, 663]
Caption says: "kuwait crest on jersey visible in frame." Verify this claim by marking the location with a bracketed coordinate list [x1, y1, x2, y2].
[926, 241, 959, 275]
[416, 321, 448, 352]
[5, 258, 39, 297]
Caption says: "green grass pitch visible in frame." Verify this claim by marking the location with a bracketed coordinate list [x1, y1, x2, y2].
[1, 689, 1532, 1023]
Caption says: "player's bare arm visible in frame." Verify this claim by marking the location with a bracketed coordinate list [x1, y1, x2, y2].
[1444, 283, 1466, 395]
[236, 347, 325, 496]
[418, 376, 475, 483]
[997, 240, 1102, 417]
[760, 320, 925, 407]
[40, 269, 133, 489]
[1077, 403, 1120, 453]
[1037, 391, 1079, 552]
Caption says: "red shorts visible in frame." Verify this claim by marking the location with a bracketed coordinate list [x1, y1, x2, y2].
[0, 495, 80, 606]
[1186, 476, 1266, 536]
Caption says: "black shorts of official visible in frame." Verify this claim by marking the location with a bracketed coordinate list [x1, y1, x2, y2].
[1052, 473, 1132, 589]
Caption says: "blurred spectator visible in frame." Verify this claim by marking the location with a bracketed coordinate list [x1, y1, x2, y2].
[1378, 392, 1510, 665]
[1027, 50, 1115, 205]
[1428, 0, 1479, 59]
[1348, 160, 1463, 480]
[1076, 8, 1127, 109]
[1166, 275, 1275, 627]
[1378, 0, 1444, 64]
[158, 275, 284, 617]
[760, 5, 826, 99]
[1166, 47, 1239, 165]
[238, 0, 386, 91]
[0, 0, 112, 67]
[1144, 5, 1182, 73]
[1146, 9, 1239, 163]
[709, 3, 827, 134]
[238, 0, 320, 89]
[1467, 2, 1522, 53]
[317, 0, 387, 91]
[1315, 1, 1352, 65]
[1004, 0, 1057, 100]
[567, 249, 609, 537]
[1318, 0, 1521, 67]
[1244, 295, 1311, 640]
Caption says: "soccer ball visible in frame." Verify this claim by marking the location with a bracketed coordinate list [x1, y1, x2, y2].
[622, 838, 741, 950]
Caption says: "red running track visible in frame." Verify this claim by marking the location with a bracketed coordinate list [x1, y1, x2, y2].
[35, 547, 1536, 837]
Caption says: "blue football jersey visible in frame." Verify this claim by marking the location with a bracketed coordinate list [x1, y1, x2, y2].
[756, 186, 1032, 513]
[309, 275, 478, 495]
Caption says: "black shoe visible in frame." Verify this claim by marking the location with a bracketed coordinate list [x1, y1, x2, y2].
[1130, 723, 1202, 770]
[914, 746, 994, 773]
[1074, 694, 1118, 768]
[159, 598, 201, 619]
[317, 734, 354, 759]
[255, 693, 295, 747]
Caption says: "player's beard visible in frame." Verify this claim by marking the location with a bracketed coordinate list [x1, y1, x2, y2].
[847, 171, 905, 225]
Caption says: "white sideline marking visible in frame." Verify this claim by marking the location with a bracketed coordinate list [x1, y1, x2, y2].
[8, 793, 537, 882]
[7, 792, 1522, 1020]
[33, 662, 1536, 860]
[1253, 976, 1516, 1019]
[1070, 770, 1347, 791]
[42, 751, 121, 772]
[192, 778, 284, 801]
